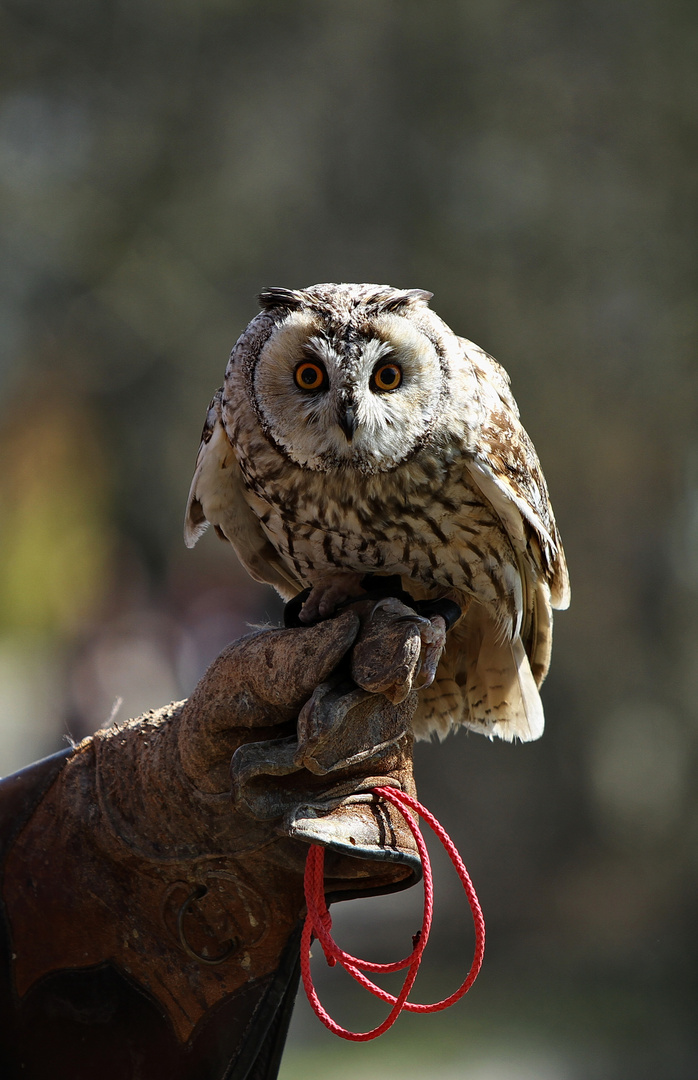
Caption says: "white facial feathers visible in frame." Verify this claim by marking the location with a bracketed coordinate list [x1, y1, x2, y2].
[250, 309, 447, 472]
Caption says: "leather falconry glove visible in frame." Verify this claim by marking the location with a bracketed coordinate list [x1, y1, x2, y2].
[0, 593, 450, 1080]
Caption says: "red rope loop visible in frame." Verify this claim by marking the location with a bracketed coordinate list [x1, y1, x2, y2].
[300, 786, 486, 1041]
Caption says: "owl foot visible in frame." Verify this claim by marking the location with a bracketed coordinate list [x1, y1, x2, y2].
[297, 571, 367, 624]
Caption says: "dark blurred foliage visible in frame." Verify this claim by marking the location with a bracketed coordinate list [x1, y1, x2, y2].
[1, 0, 697, 1075]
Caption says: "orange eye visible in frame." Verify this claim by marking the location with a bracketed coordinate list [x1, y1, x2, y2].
[371, 363, 403, 392]
[294, 361, 327, 391]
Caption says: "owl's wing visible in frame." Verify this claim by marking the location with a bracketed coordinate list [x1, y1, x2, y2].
[463, 343, 570, 611]
[184, 390, 301, 599]
[423, 342, 570, 744]
[413, 606, 547, 743]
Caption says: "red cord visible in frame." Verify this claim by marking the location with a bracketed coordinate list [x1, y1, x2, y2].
[300, 786, 486, 1041]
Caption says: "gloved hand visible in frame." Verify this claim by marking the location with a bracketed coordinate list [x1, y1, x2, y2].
[0, 599, 440, 1080]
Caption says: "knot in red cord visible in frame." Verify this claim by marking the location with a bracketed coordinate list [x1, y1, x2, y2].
[301, 786, 486, 1041]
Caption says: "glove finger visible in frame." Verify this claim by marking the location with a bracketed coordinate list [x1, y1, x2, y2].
[222, 611, 360, 715]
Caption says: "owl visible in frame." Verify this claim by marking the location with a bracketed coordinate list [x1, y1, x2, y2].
[184, 283, 570, 742]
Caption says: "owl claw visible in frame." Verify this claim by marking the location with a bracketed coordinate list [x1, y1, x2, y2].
[298, 572, 367, 624]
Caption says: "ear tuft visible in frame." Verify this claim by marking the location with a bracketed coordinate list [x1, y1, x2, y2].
[365, 288, 434, 313]
[258, 287, 306, 312]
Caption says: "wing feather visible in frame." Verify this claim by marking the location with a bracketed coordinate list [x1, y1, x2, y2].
[184, 390, 301, 599]
[460, 603, 545, 742]
[462, 341, 570, 610]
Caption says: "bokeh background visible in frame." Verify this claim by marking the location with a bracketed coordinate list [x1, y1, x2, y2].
[1, 1, 697, 1076]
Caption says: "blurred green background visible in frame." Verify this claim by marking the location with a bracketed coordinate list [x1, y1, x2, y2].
[1, 0, 696, 1076]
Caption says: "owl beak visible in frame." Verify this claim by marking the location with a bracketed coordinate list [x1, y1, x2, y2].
[338, 405, 356, 443]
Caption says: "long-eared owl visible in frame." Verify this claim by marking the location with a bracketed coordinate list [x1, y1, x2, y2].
[185, 283, 570, 741]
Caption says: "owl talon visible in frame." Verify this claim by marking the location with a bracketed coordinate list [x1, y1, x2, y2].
[298, 572, 367, 624]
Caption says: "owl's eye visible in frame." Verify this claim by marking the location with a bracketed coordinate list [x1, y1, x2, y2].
[371, 363, 403, 393]
[294, 361, 327, 392]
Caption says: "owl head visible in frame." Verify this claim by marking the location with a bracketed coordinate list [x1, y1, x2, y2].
[224, 283, 468, 475]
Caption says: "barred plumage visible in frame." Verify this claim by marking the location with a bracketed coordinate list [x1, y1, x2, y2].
[185, 284, 569, 741]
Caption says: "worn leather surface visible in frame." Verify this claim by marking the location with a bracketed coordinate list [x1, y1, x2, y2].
[0, 600, 444, 1078]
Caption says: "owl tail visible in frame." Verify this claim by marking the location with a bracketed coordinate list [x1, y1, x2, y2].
[460, 606, 545, 742]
